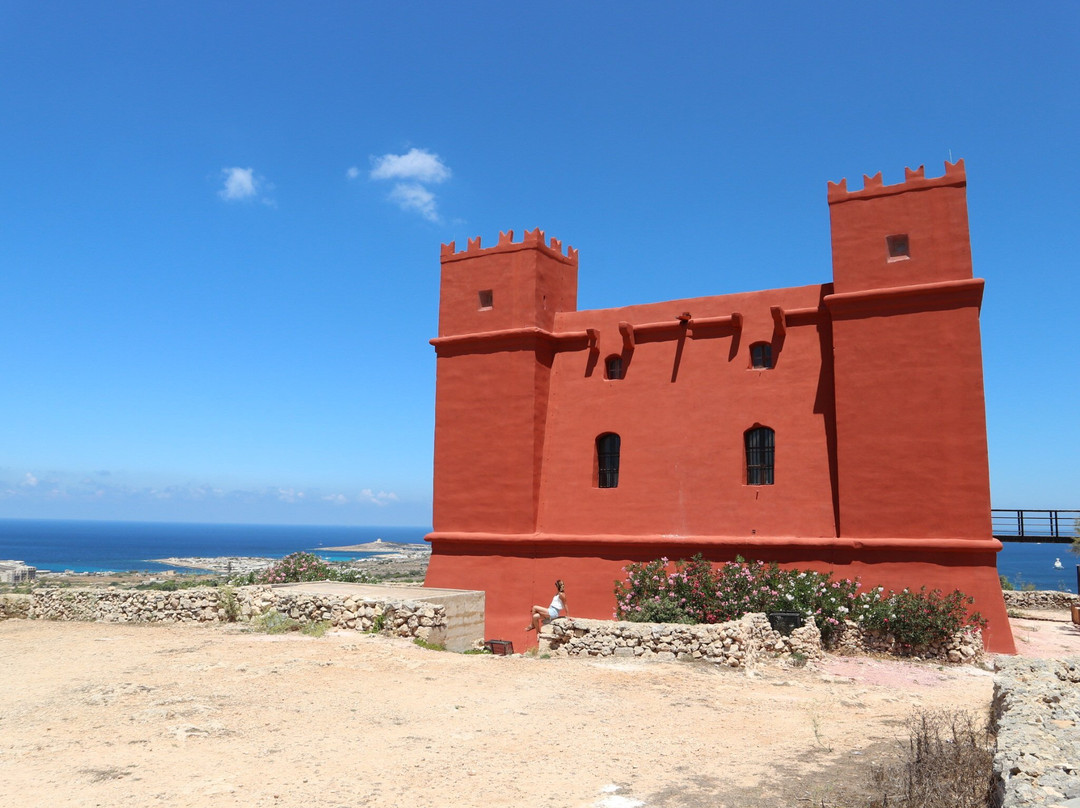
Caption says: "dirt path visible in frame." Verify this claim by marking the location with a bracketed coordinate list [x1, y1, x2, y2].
[0, 619, 1019, 808]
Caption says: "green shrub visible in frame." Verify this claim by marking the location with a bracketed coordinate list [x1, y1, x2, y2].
[219, 585, 240, 623]
[247, 610, 329, 637]
[615, 554, 859, 643]
[857, 586, 986, 650]
[329, 567, 372, 584]
[614, 555, 984, 649]
[230, 552, 374, 586]
[255, 552, 334, 584]
[249, 609, 299, 634]
[134, 576, 217, 591]
[999, 574, 1016, 591]
[300, 620, 331, 638]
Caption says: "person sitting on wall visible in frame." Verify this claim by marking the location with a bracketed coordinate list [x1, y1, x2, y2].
[526, 580, 567, 632]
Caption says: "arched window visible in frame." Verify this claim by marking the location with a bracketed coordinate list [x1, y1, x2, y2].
[750, 342, 772, 369]
[745, 426, 774, 485]
[605, 355, 623, 380]
[596, 432, 621, 488]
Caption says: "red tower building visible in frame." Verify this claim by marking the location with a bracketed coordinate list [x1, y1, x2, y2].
[425, 161, 1015, 654]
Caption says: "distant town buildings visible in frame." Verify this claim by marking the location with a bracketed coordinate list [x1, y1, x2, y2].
[0, 561, 37, 584]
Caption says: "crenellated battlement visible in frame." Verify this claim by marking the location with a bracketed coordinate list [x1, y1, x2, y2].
[827, 159, 966, 205]
[440, 228, 578, 264]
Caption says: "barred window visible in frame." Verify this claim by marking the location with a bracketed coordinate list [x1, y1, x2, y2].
[596, 432, 621, 488]
[750, 342, 772, 369]
[605, 355, 623, 380]
[745, 426, 774, 485]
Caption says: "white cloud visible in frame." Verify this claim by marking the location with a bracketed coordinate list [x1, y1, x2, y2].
[369, 148, 450, 183]
[218, 167, 274, 205]
[360, 488, 399, 506]
[346, 166, 360, 180]
[0, 468, 408, 520]
[365, 148, 452, 222]
[387, 182, 439, 221]
[219, 167, 257, 200]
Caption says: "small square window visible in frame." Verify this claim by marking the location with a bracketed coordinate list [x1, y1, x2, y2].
[478, 289, 493, 309]
[886, 234, 910, 261]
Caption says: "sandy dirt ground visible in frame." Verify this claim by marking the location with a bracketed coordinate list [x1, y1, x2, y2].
[7, 616, 1076, 808]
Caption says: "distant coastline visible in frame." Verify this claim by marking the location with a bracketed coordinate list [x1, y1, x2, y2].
[319, 540, 430, 554]
[0, 519, 431, 575]
[149, 540, 430, 574]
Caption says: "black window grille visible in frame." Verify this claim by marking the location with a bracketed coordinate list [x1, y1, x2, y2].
[605, 355, 623, 380]
[597, 432, 621, 488]
[750, 342, 772, 369]
[745, 426, 774, 485]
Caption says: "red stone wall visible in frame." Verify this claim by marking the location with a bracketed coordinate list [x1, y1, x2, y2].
[425, 164, 1015, 654]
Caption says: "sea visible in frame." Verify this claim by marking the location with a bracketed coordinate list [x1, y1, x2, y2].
[998, 541, 1079, 593]
[0, 519, 431, 575]
[0, 519, 1076, 592]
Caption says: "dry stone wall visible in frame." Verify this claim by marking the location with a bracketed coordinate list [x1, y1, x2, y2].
[539, 613, 823, 667]
[830, 621, 984, 664]
[1003, 590, 1078, 610]
[540, 613, 983, 667]
[18, 586, 447, 644]
[994, 657, 1080, 808]
[0, 593, 30, 619]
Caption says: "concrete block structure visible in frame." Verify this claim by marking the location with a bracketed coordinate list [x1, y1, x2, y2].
[424, 160, 1015, 653]
[0, 561, 36, 585]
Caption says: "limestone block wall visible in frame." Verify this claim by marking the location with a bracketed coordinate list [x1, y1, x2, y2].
[539, 613, 983, 667]
[1003, 590, 1078, 610]
[994, 657, 1080, 807]
[829, 622, 984, 663]
[0, 593, 30, 619]
[539, 613, 824, 668]
[19, 586, 448, 644]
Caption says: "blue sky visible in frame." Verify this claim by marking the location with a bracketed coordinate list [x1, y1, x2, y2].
[1, 2, 1076, 526]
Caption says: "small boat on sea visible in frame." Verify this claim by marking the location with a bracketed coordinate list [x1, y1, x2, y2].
[1054, 558, 1064, 569]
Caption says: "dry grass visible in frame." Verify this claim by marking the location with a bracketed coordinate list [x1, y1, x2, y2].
[867, 709, 999, 808]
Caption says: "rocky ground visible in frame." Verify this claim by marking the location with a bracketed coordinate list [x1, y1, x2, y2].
[2, 556, 1077, 808]
[4, 613, 1075, 808]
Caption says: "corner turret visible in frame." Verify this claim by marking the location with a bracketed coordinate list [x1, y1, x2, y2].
[437, 228, 578, 338]
[828, 160, 972, 295]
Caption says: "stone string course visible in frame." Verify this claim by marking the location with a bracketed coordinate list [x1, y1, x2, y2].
[540, 614, 983, 667]
[994, 657, 1080, 808]
[1003, 590, 1079, 610]
[3, 587, 447, 644]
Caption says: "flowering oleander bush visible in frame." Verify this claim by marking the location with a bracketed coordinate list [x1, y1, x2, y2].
[614, 555, 984, 648]
[857, 586, 986, 650]
[231, 552, 372, 586]
[257, 552, 333, 584]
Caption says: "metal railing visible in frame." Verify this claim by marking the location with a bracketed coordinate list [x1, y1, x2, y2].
[991, 509, 1080, 543]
